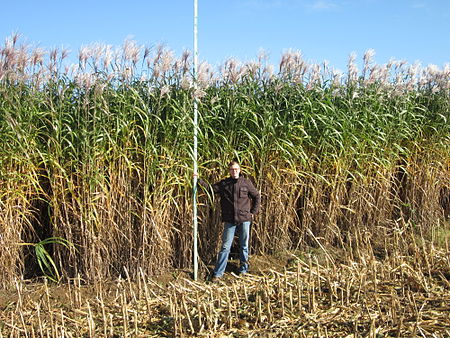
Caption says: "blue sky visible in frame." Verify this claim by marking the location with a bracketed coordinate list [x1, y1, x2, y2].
[1, 0, 449, 72]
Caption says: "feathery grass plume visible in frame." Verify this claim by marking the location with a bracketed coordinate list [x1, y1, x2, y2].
[392, 59, 408, 91]
[257, 48, 269, 64]
[242, 60, 259, 79]
[160, 84, 171, 98]
[31, 47, 45, 67]
[331, 68, 343, 88]
[362, 48, 375, 80]
[180, 74, 192, 90]
[78, 45, 91, 70]
[198, 61, 214, 88]
[422, 63, 445, 93]
[404, 61, 421, 91]
[256, 48, 274, 82]
[263, 64, 274, 80]
[375, 60, 392, 88]
[179, 49, 191, 75]
[221, 57, 242, 84]
[15, 44, 29, 73]
[306, 63, 321, 90]
[143, 46, 151, 62]
[443, 63, 450, 90]
[150, 44, 166, 79]
[161, 49, 173, 71]
[123, 39, 140, 65]
[346, 52, 358, 85]
[279, 49, 307, 83]
[90, 43, 106, 72]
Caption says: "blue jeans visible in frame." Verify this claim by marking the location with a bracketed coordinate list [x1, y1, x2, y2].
[213, 221, 251, 277]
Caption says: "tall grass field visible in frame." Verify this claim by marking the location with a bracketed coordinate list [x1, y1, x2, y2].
[0, 34, 449, 335]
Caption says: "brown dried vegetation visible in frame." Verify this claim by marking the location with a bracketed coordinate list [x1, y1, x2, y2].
[0, 35, 449, 336]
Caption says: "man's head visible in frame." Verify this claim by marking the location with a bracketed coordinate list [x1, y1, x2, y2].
[228, 160, 240, 179]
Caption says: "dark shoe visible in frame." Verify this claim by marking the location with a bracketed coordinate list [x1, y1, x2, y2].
[210, 275, 221, 283]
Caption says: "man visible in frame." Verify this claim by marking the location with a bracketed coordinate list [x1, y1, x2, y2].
[201, 161, 261, 280]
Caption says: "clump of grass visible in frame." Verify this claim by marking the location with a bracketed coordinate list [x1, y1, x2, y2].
[0, 33, 448, 286]
[18, 237, 75, 282]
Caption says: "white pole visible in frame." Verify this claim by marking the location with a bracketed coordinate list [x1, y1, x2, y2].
[192, 0, 199, 281]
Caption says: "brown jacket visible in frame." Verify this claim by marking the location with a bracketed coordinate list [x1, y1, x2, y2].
[208, 175, 261, 224]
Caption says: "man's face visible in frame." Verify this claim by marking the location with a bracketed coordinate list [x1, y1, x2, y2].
[229, 164, 240, 179]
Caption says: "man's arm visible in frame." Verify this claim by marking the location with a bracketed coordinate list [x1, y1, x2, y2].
[248, 181, 261, 215]
[198, 178, 221, 194]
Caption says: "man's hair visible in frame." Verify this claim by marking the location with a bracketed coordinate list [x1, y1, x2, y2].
[228, 160, 240, 168]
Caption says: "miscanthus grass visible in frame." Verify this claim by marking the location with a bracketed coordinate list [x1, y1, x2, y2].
[0, 34, 449, 286]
